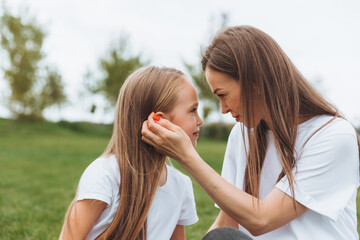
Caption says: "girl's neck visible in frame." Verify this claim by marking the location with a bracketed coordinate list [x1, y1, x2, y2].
[159, 165, 167, 186]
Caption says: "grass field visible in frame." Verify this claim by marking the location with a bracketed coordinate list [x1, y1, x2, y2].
[0, 118, 225, 239]
[1, 118, 359, 239]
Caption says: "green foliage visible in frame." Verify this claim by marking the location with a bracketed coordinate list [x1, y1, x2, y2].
[57, 120, 112, 137]
[201, 122, 234, 141]
[86, 37, 148, 107]
[0, 8, 66, 120]
[40, 67, 66, 109]
[184, 56, 219, 123]
[183, 13, 230, 123]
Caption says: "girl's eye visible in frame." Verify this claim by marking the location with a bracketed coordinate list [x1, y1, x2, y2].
[191, 107, 197, 113]
[217, 94, 224, 98]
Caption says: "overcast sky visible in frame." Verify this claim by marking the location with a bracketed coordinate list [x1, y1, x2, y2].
[1, 0, 359, 126]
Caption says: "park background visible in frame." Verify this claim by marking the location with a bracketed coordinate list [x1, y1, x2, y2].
[1, 0, 360, 239]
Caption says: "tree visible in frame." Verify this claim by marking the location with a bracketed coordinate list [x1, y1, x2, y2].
[184, 61, 219, 123]
[184, 13, 229, 123]
[86, 37, 148, 108]
[0, 8, 66, 120]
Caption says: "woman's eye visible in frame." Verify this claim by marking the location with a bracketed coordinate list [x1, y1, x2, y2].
[217, 94, 224, 98]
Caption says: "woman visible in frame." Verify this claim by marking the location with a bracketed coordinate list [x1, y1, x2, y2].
[141, 26, 360, 239]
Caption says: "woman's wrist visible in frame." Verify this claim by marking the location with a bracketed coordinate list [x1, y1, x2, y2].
[184, 147, 200, 163]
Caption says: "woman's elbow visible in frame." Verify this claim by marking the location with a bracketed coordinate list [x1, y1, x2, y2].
[243, 217, 269, 236]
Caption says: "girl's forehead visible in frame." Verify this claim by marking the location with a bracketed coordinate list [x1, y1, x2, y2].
[176, 81, 198, 103]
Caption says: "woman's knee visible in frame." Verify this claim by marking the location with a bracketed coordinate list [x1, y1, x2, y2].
[202, 227, 253, 240]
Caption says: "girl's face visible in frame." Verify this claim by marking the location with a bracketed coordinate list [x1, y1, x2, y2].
[204, 67, 264, 128]
[166, 80, 203, 147]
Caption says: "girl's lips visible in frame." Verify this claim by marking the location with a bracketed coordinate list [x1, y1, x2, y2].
[193, 131, 200, 137]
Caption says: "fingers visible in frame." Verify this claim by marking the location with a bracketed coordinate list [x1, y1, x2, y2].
[148, 112, 179, 134]
[141, 120, 160, 145]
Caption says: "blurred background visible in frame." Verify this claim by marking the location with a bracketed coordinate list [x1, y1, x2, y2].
[0, 0, 359, 126]
[1, 0, 360, 239]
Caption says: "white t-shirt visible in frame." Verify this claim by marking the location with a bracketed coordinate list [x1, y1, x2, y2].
[219, 115, 359, 239]
[76, 155, 198, 240]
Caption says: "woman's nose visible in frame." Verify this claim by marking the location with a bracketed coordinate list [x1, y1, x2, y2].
[221, 102, 230, 114]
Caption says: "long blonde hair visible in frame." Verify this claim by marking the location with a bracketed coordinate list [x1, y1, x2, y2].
[202, 26, 360, 201]
[64, 66, 186, 240]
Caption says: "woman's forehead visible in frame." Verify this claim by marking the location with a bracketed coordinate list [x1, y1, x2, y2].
[205, 67, 239, 91]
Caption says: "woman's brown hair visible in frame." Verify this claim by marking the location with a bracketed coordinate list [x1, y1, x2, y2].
[63, 66, 186, 239]
[202, 25, 360, 202]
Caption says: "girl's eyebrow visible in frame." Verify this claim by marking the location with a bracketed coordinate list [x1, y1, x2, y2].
[189, 102, 198, 109]
[213, 88, 223, 94]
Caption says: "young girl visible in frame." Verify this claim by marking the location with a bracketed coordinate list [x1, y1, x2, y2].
[60, 66, 202, 240]
[142, 26, 360, 239]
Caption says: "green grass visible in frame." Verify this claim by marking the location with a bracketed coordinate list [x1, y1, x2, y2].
[1, 118, 359, 239]
[0, 118, 224, 239]
[171, 139, 226, 238]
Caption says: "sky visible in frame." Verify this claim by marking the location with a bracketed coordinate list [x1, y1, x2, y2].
[1, 0, 359, 126]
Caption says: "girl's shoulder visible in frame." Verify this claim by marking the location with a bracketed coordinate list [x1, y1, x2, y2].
[86, 155, 118, 173]
[80, 154, 119, 183]
[77, 155, 119, 205]
[166, 165, 192, 186]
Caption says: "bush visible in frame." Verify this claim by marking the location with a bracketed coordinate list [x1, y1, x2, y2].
[200, 122, 235, 141]
[57, 120, 112, 137]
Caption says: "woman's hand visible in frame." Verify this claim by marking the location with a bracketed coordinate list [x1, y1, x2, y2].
[141, 112, 197, 163]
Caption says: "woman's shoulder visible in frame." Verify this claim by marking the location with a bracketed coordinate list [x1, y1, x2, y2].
[228, 123, 245, 140]
[295, 115, 359, 155]
[299, 115, 357, 136]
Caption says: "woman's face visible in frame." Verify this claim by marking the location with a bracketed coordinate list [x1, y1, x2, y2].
[165, 80, 203, 147]
[204, 67, 264, 127]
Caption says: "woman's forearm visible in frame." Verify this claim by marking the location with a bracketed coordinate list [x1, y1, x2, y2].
[179, 152, 262, 232]
[179, 151, 305, 236]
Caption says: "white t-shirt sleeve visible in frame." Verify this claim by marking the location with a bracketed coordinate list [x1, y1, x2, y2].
[177, 176, 199, 225]
[221, 123, 242, 186]
[76, 158, 117, 205]
[276, 120, 359, 221]
[215, 124, 245, 208]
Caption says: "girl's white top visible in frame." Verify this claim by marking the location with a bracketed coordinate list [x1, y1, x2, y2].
[76, 155, 198, 240]
[218, 115, 359, 239]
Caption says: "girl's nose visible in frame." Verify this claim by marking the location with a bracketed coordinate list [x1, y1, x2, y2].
[197, 112, 203, 127]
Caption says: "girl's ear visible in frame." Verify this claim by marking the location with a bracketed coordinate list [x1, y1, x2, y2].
[154, 112, 170, 120]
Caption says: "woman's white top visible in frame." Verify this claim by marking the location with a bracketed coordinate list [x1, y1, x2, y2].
[219, 115, 359, 239]
[76, 155, 198, 240]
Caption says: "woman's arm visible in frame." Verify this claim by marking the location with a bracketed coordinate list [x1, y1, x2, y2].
[181, 150, 306, 236]
[59, 199, 107, 240]
[170, 225, 185, 240]
[141, 114, 307, 236]
[209, 210, 238, 232]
